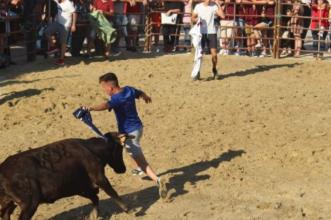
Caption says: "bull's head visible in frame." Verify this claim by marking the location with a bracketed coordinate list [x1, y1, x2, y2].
[104, 133, 134, 174]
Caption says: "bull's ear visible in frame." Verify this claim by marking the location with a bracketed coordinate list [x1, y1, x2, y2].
[118, 134, 135, 146]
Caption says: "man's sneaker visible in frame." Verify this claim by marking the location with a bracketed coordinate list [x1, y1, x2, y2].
[112, 51, 122, 57]
[259, 51, 266, 58]
[212, 68, 218, 80]
[131, 168, 144, 176]
[157, 177, 168, 199]
[47, 47, 59, 54]
[192, 72, 200, 81]
[55, 59, 64, 66]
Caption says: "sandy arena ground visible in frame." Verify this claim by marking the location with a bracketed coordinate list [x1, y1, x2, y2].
[1, 53, 331, 220]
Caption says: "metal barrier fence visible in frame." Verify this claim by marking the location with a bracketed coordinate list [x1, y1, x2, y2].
[1, 0, 330, 63]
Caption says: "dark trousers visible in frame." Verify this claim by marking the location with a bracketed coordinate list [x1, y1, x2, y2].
[301, 5, 311, 47]
[312, 30, 328, 50]
[71, 25, 89, 56]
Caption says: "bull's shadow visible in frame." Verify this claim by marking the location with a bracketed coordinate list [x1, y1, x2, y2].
[49, 149, 245, 220]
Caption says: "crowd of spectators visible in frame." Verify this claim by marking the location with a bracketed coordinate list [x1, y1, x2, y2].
[0, 0, 331, 67]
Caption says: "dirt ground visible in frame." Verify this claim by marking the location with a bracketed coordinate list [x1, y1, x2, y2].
[1, 53, 331, 220]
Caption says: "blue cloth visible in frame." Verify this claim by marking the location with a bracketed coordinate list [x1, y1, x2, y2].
[108, 86, 143, 134]
[73, 107, 106, 140]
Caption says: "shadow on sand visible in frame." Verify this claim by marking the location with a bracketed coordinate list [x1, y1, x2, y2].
[0, 88, 55, 105]
[49, 149, 246, 220]
[202, 63, 302, 81]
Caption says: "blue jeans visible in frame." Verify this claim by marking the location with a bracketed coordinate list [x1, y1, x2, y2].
[183, 24, 191, 46]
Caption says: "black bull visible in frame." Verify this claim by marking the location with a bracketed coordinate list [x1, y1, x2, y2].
[0, 133, 130, 220]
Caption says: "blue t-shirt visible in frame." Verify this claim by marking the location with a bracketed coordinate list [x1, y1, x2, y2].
[108, 86, 143, 133]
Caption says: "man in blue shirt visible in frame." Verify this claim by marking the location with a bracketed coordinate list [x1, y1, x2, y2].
[86, 72, 167, 199]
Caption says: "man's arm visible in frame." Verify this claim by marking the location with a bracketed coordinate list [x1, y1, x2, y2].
[215, 0, 225, 19]
[71, 12, 77, 32]
[138, 91, 152, 103]
[87, 102, 110, 111]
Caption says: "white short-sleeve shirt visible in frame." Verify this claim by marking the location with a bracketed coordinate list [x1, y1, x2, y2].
[54, 0, 76, 29]
[193, 2, 219, 34]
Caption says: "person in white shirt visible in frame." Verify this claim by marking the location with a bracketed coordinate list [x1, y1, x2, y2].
[45, 0, 76, 65]
[191, 0, 224, 80]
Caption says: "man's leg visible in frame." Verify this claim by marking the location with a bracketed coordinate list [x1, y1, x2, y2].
[209, 34, 218, 79]
[125, 128, 167, 198]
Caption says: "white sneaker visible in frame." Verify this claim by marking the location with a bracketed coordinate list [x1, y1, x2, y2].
[157, 177, 168, 199]
[219, 49, 225, 55]
[259, 51, 266, 57]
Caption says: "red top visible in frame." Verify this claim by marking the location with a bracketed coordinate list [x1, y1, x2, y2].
[224, 2, 235, 20]
[264, 5, 274, 20]
[94, 0, 114, 14]
[127, 3, 141, 13]
[244, 5, 258, 26]
[310, 4, 330, 29]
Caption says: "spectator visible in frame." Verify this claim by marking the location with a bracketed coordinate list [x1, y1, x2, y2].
[149, 0, 162, 52]
[90, 0, 114, 58]
[183, 0, 193, 52]
[71, 0, 92, 57]
[281, 7, 294, 56]
[126, 0, 147, 52]
[235, 0, 248, 56]
[113, 0, 129, 55]
[311, 0, 330, 51]
[301, 0, 311, 50]
[280, 0, 294, 56]
[290, 0, 304, 57]
[244, 1, 259, 56]
[45, 0, 76, 65]
[162, 0, 184, 52]
[219, 0, 236, 55]
[253, 0, 275, 57]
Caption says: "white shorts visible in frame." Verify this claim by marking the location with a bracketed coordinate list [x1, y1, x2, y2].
[125, 127, 143, 157]
[220, 20, 235, 39]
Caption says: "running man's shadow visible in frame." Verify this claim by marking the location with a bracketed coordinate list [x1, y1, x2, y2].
[49, 149, 245, 220]
[202, 63, 302, 81]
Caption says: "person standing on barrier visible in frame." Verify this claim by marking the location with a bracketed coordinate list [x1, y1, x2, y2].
[191, 0, 224, 80]
[290, 0, 303, 57]
[162, 0, 184, 52]
[310, 0, 330, 54]
[183, 0, 193, 52]
[219, 0, 236, 56]
[301, 0, 312, 50]
[244, 2, 259, 57]
[126, 0, 147, 52]
[45, 0, 77, 66]
[89, 0, 115, 58]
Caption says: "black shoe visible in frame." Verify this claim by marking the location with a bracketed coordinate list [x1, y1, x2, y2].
[212, 68, 218, 80]
[192, 72, 200, 81]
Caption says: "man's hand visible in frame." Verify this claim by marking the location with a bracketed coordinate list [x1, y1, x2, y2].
[129, 0, 136, 7]
[166, 10, 173, 16]
[71, 25, 76, 32]
[141, 93, 152, 103]
[81, 106, 91, 111]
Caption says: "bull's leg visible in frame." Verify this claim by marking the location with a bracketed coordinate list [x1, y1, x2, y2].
[80, 189, 100, 220]
[3, 178, 40, 220]
[17, 199, 39, 220]
[89, 171, 128, 212]
[0, 201, 17, 220]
